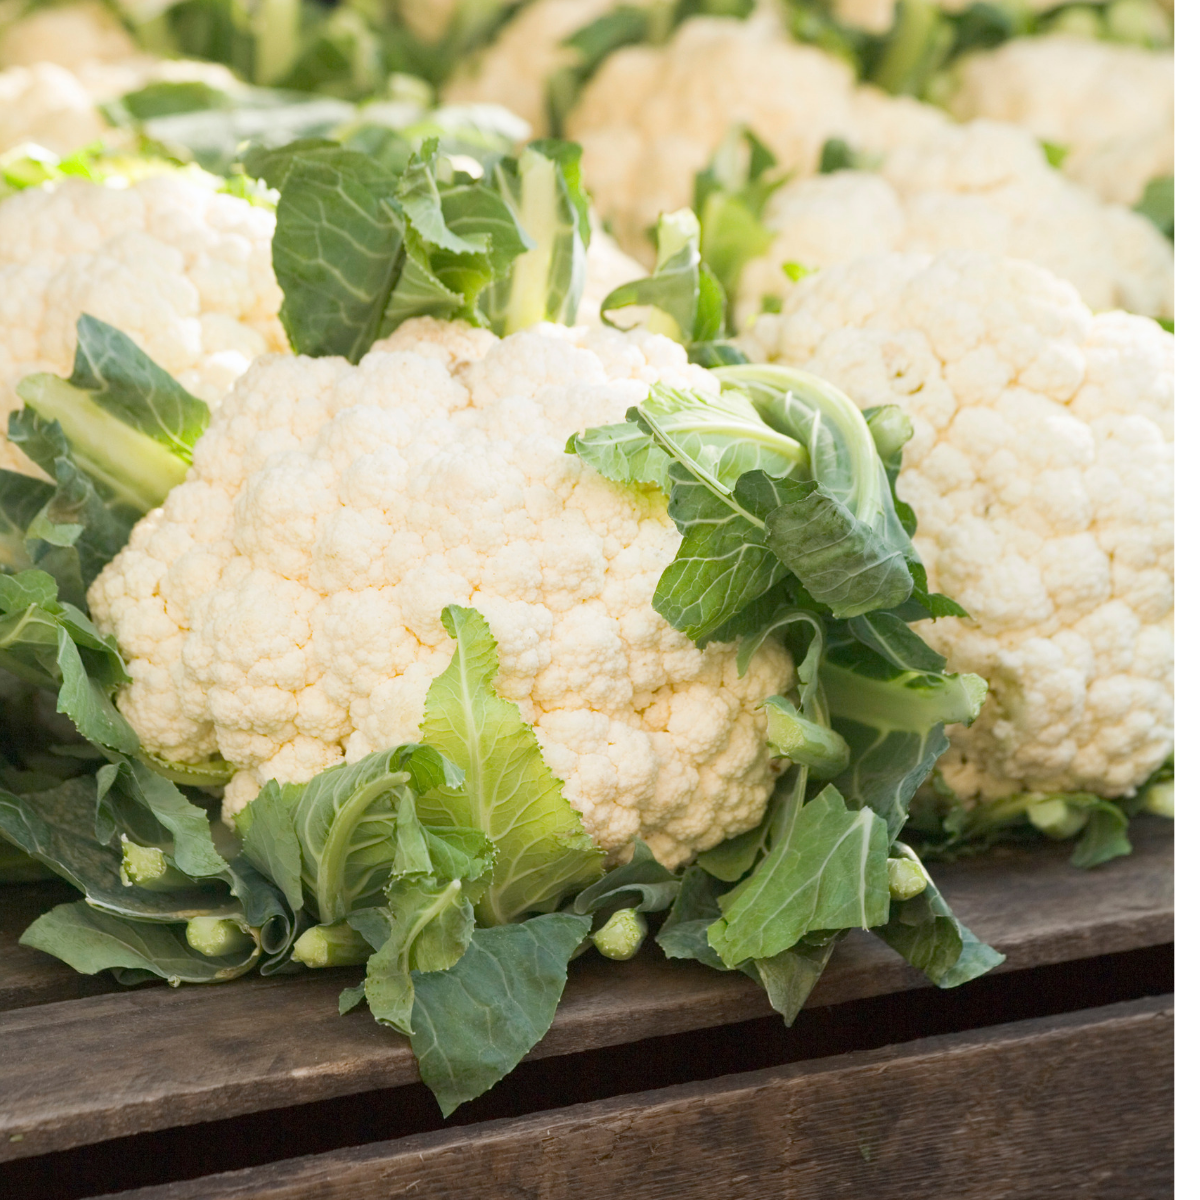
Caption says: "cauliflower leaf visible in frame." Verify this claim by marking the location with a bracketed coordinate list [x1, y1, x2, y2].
[419, 605, 605, 926]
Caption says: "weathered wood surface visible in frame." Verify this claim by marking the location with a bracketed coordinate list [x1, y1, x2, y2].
[0, 819, 1172, 1163]
[100, 995, 1174, 1200]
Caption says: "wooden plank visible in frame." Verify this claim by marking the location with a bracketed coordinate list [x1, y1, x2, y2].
[99, 995, 1174, 1200]
[0, 882, 120, 1010]
[0, 818, 1172, 1162]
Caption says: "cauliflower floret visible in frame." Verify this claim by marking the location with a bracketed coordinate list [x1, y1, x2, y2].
[946, 35, 1174, 207]
[88, 320, 793, 867]
[0, 170, 286, 475]
[742, 250, 1172, 803]
[737, 121, 1173, 321]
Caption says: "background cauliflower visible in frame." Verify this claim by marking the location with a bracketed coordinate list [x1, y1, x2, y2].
[741, 250, 1172, 805]
[736, 119, 1173, 322]
[443, 0, 629, 135]
[0, 168, 286, 474]
[945, 34, 1173, 207]
[86, 319, 794, 867]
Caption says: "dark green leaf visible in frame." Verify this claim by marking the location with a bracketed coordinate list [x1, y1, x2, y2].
[409, 912, 593, 1115]
[1070, 801, 1132, 869]
[875, 843, 1004, 986]
[655, 865, 731, 971]
[750, 935, 840, 1025]
[271, 146, 408, 362]
[20, 901, 259, 983]
[652, 466, 799, 644]
[571, 840, 679, 914]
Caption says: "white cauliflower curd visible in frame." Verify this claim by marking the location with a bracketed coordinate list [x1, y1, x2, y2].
[87, 319, 795, 867]
[946, 35, 1174, 208]
[736, 120, 1173, 322]
[741, 250, 1172, 804]
[0, 169, 286, 474]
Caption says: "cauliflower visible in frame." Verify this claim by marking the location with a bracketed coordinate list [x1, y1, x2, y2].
[737, 120, 1173, 321]
[946, 35, 1174, 207]
[0, 169, 285, 474]
[566, 14, 861, 258]
[0, 0, 136, 69]
[443, 0, 633, 136]
[0, 55, 241, 157]
[86, 319, 794, 867]
[741, 250, 1172, 804]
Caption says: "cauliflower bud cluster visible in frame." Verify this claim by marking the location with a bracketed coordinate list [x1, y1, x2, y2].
[0, 169, 286, 475]
[87, 319, 794, 867]
[742, 250, 1173, 804]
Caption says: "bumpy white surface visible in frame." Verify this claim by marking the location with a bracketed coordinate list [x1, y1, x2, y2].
[0, 1, 136, 69]
[0, 55, 242, 157]
[443, 0, 628, 136]
[947, 35, 1174, 207]
[566, 14, 864, 259]
[0, 170, 285, 474]
[741, 251, 1172, 803]
[87, 319, 793, 867]
[737, 120, 1174, 321]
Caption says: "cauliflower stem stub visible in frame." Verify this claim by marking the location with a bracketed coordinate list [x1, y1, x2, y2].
[88, 319, 794, 868]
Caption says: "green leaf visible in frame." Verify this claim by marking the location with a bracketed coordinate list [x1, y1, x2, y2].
[655, 865, 732, 971]
[409, 911, 593, 1115]
[241, 744, 461, 925]
[96, 758, 227, 878]
[419, 606, 604, 925]
[571, 841, 679, 915]
[822, 652, 986, 838]
[652, 466, 802, 644]
[750, 935, 840, 1025]
[707, 784, 890, 967]
[270, 146, 408, 362]
[0, 779, 228, 922]
[55, 628, 140, 755]
[600, 209, 721, 344]
[1070, 801, 1132, 869]
[639, 384, 808, 491]
[64, 315, 209, 459]
[565, 423, 673, 492]
[875, 842, 1004, 987]
[1134, 174, 1173, 240]
[20, 901, 260, 983]
[479, 142, 586, 332]
[362, 876, 475, 1036]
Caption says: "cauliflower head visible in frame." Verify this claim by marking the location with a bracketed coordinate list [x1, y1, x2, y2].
[443, 0, 629, 136]
[0, 169, 286, 474]
[737, 120, 1173, 322]
[741, 250, 1172, 804]
[566, 14, 862, 259]
[87, 319, 794, 867]
[946, 35, 1173, 207]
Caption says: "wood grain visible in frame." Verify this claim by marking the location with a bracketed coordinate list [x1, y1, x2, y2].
[0, 819, 1173, 1163]
[98, 995, 1174, 1200]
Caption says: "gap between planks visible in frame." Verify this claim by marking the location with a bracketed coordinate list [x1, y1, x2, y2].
[0, 817, 1173, 1164]
[96, 994, 1175, 1200]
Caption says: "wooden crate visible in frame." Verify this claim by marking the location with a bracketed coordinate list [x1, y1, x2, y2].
[0, 819, 1173, 1199]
